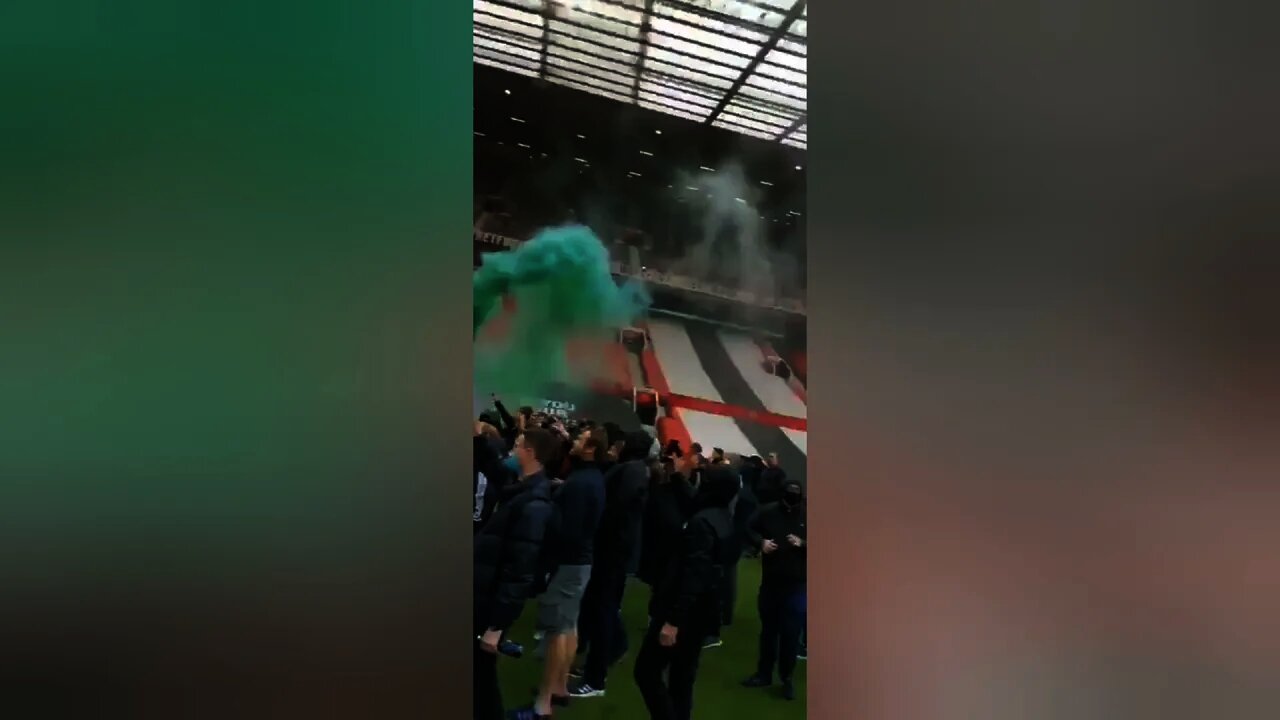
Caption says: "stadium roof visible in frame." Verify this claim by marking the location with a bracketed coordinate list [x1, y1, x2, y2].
[473, 0, 807, 150]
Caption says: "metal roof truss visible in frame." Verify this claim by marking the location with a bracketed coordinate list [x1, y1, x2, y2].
[474, 0, 807, 149]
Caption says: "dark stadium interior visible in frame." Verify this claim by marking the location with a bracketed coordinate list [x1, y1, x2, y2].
[473, 62, 807, 364]
[473, 64, 807, 301]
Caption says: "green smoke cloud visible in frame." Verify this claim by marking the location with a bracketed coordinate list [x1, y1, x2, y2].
[473, 225, 650, 399]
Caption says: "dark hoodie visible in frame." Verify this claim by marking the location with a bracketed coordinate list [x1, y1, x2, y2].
[731, 470, 758, 556]
[757, 463, 788, 505]
[638, 466, 695, 587]
[547, 458, 606, 566]
[647, 465, 739, 636]
[747, 480, 806, 587]
[489, 399, 520, 451]
[740, 457, 764, 499]
[592, 431, 652, 575]
[473, 434, 509, 533]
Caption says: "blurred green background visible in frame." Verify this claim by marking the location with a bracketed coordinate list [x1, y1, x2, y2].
[0, 1, 471, 713]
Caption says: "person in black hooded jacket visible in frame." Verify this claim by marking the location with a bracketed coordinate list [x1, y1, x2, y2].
[482, 393, 523, 452]
[568, 430, 651, 699]
[638, 456, 695, 588]
[473, 429, 558, 720]
[633, 464, 740, 720]
[473, 423, 511, 534]
[755, 452, 787, 505]
[708, 455, 757, 644]
[739, 456, 765, 557]
[742, 478, 807, 701]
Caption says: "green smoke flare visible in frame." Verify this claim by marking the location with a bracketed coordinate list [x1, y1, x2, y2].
[473, 225, 650, 400]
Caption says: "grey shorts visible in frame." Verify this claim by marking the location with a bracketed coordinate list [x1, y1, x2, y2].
[536, 564, 592, 634]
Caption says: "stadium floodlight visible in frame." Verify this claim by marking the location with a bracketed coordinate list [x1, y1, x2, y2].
[473, 0, 807, 149]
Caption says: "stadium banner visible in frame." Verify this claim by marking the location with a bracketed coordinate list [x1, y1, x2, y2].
[474, 230, 520, 250]
[539, 397, 576, 420]
[473, 230, 805, 315]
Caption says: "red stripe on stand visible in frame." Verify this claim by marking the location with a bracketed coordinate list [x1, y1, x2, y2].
[637, 326, 693, 453]
[666, 392, 808, 432]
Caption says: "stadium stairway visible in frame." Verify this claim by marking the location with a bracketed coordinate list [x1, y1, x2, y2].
[646, 318, 760, 458]
[671, 317, 806, 482]
[647, 315, 807, 482]
[717, 330, 808, 455]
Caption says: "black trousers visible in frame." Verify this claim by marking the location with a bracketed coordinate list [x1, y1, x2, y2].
[633, 619, 705, 720]
[756, 582, 805, 683]
[720, 556, 740, 627]
[473, 642, 503, 720]
[579, 568, 628, 688]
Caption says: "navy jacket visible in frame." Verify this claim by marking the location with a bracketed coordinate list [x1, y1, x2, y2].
[547, 461, 605, 567]
[593, 458, 648, 575]
[473, 472, 554, 633]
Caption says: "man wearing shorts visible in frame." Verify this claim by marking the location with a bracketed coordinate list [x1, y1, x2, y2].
[515, 428, 608, 720]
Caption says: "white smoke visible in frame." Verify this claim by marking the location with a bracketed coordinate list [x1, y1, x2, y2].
[671, 161, 779, 302]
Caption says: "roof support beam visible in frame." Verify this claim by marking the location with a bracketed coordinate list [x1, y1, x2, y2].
[630, 0, 656, 103]
[538, 1, 553, 79]
[705, 0, 805, 125]
[777, 113, 806, 141]
[482, 0, 805, 94]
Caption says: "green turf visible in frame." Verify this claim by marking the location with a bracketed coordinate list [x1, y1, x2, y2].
[497, 557, 807, 718]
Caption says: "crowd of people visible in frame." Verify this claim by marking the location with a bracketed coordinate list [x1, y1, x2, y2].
[473, 397, 807, 720]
